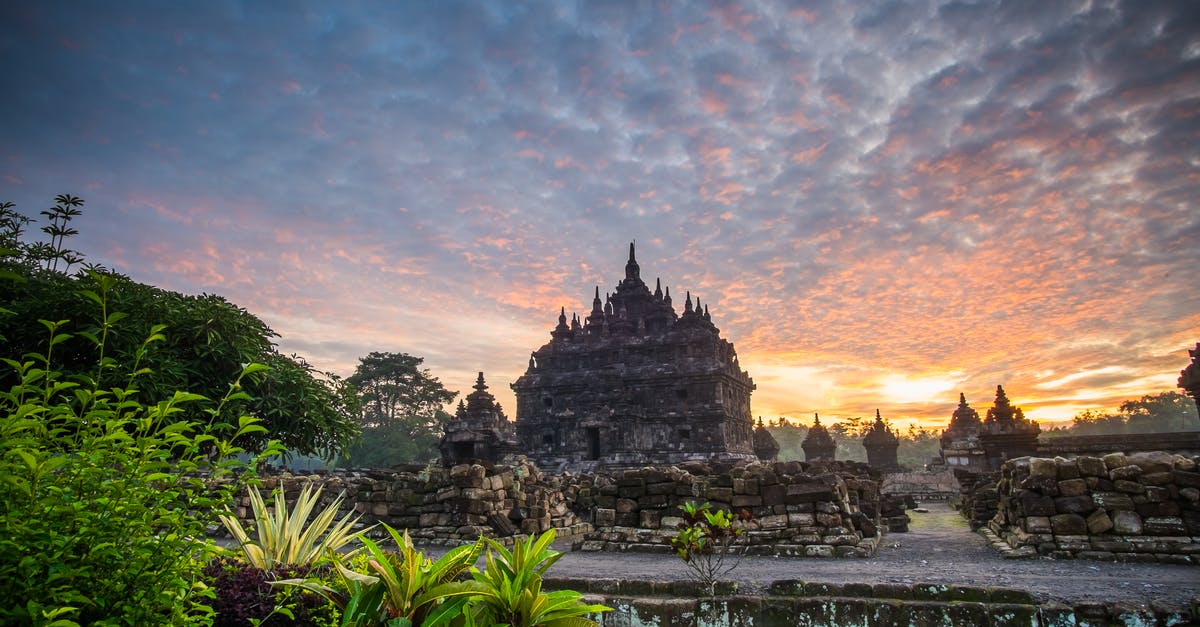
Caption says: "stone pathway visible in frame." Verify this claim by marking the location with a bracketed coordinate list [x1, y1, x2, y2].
[539, 502, 1200, 605]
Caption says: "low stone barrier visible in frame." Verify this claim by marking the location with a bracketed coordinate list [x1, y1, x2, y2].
[882, 469, 959, 502]
[543, 578, 1198, 626]
[222, 459, 899, 555]
[225, 460, 591, 546]
[570, 460, 894, 557]
[988, 452, 1200, 563]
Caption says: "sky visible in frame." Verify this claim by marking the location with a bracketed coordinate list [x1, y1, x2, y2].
[2, 1, 1198, 431]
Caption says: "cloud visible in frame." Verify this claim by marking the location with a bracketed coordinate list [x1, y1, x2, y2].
[1, 0, 1195, 427]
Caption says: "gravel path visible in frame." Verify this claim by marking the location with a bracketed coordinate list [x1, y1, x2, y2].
[537, 503, 1200, 606]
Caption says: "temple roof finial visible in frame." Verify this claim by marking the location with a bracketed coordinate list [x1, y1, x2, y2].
[625, 241, 640, 281]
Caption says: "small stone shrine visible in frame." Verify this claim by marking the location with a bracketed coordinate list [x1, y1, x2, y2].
[439, 372, 520, 466]
[978, 385, 1040, 471]
[801, 413, 837, 462]
[752, 417, 780, 462]
[1180, 342, 1200, 412]
[939, 393, 988, 471]
[511, 243, 758, 471]
[862, 409, 900, 471]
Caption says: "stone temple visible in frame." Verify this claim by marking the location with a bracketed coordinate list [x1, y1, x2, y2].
[511, 243, 763, 471]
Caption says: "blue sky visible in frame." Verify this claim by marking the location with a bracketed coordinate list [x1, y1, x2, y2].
[2, 1, 1197, 427]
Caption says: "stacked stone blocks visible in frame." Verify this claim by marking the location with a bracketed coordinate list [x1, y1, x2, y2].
[988, 452, 1200, 563]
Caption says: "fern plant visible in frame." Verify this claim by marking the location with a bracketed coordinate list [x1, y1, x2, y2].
[219, 483, 369, 570]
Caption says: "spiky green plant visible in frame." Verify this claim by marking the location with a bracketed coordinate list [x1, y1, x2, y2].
[465, 528, 610, 627]
[278, 525, 485, 627]
[219, 483, 369, 570]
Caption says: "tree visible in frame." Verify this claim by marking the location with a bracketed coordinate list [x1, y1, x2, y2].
[341, 351, 457, 466]
[0, 196, 360, 459]
[1120, 391, 1198, 432]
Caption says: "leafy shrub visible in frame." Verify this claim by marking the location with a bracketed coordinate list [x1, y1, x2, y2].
[203, 558, 338, 627]
[669, 501, 750, 596]
[219, 483, 370, 570]
[279, 525, 483, 627]
[465, 529, 610, 627]
[0, 273, 276, 625]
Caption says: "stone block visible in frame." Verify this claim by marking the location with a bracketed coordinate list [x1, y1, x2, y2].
[1128, 451, 1175, 474]
[1029, 457, 1058, 478]
[594, 508, 616, 527]
[1086, 509, 1113, 534]
[1174, 470, 1200, 488]
[1017, 493, 1056, 516]
[731, 495, 762, 508]
[1054, 495, 1096, 515]
[1050, 514, 1087, 534]
[1136, 501, 1180, 518]
[803, 544, 834, 557]
[1140, 471, 1173, 486]
[1110, 465, 1143, 481]
[615, 498, 637, 513]
[787, 512, 815, 527]
[1142, 516, 1187, 536]
[1111, 510, 1143, 535]
[1092, 491, 1134, 511]
[639, 509, 661, 529]
[1057, 478, 1088, 497]
[1113, 480, 1146, 494]
[706, 487, 733, 502]
[758, 514, 788, 530]
[785, 482, 834, 504]
[1024, 516, 1052, 533]
[1076, 456, 1107, 477]
[760, 483, 786, 505]
[1102, 452, 1129, 470]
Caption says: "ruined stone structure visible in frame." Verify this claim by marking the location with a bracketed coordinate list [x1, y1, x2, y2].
[1180, 342, 1200, 412]
[439, 372, 520, 466]
[802, 414, 837, 462]
[511, 244, 757, 471]
[862, 410, 900, 472]
[753, 418, 781, 462]
[978, 385, 1040, 471]
[939, 393, 988, 472]
[983, 452, 1200, 563]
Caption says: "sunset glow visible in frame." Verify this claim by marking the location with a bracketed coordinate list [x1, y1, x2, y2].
[1, 2, 1196, 431]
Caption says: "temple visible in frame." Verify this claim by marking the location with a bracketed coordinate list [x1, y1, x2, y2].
[978, 385, 1040, 470]
[1179, 342, 1200, 413]
[939, 393, 987, 471]
[862, 409, 900, 471]
[439, 372, 520, 466]
[511, 243, 760, 471]
[801, 414, 836, 462]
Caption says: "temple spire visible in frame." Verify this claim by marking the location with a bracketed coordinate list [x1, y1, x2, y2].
[625, 241, 640, 280]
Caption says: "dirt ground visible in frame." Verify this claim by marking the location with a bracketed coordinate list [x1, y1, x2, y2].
[536, 502, 1200, 606]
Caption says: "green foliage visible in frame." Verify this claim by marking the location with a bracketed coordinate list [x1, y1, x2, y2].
[340, 352, 457, 467]
[219, 484, 370, 571]
[668, 502, 749, 597]
[0, 197, 360, 460]
[0, 277, 276, 625]
[466, 529, 609, 627]
[1067, 391, 1198, 435]
[279, 525, 485, 627]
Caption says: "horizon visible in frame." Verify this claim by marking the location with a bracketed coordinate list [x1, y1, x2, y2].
[2, 2, 1196, 431]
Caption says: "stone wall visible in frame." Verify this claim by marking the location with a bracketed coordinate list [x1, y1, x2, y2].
[882, 469, 959, 501]
[570, 460, 895, 557]
[987, 452, 1200, 563]
[226, 460, 590, 546]
[543, 578, 1197, 626]
[223, 459, 898, 556]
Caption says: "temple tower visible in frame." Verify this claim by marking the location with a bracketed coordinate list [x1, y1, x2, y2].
[801, 414, 837, 462]
[978, 385, 1040, 470]
[753, 417, 780, 462]
[511, 243, 757, 471]
[862, 409, 900, 471]
[440, 372, 520, 466]
[939, 393, 987, 471]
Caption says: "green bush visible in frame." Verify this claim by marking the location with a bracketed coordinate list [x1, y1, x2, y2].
[0, 274, 278, 625]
